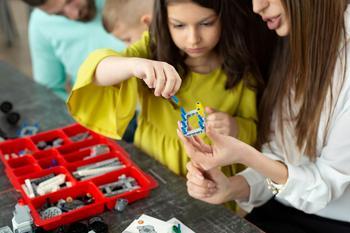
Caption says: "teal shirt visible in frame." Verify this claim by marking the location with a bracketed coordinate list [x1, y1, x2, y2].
[28, 0, 125, 100]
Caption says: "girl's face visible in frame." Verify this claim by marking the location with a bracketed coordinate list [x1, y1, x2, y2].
[252, 0, 289, 36]
[167, 1, 221, 59]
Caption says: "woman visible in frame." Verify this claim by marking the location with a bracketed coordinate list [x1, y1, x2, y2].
[178, 0, 350, 232]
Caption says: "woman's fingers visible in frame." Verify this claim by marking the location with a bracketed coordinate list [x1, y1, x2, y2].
[187, 180, 217, 198]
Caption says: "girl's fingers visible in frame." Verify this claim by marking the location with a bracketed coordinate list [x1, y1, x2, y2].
[153, 64, 166, 96]
[170, 66, 182, 96]
[143, 65, 156, 88]
[162, 65, 177, 98]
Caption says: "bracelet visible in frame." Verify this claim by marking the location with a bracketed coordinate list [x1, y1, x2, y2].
[266, 178, 285, 195]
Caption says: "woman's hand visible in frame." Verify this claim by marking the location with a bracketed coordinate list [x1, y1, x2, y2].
[186, 162, 250, 204]
[133, 58, 182, 98]
[205, 107, 238, 137]
[177, 124, 256, 170]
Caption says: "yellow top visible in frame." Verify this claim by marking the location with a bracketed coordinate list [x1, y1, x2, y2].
[67, 32, 257, 176]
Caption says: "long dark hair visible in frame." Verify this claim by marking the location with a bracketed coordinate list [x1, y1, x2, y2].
[258, 0, 348, 160]
[149, 0, 275, 90]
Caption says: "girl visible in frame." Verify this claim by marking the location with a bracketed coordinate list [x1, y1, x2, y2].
[179, 0, 350, 232]
[67, 0, 271, 181]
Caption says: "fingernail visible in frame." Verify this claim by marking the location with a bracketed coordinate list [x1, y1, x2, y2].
[207, 182, 216, 188]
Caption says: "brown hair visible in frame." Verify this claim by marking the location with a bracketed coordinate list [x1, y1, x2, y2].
[103, 0, 154, 33]
[21, 0, 47, 7]
[258, 0, 348, 160]
[149, 0, 276, 90]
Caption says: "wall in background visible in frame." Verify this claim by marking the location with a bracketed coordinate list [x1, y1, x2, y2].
[0, 0, 32, 78]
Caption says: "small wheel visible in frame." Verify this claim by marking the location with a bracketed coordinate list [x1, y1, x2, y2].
[0, 101, 12, 113]
[6, 112, 20, 125]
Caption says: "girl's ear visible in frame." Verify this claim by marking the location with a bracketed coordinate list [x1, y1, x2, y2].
[140, 14, 152, 26]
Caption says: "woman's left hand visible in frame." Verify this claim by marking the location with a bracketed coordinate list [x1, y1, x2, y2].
[177, 124, 254, 170]
[205, 107, 238, 137]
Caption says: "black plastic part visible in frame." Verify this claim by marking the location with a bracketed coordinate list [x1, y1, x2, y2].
[0, 101, 12, 113]
[89, 217, 108, 233]
[67, 222, 89, 233]
[6, 111, 20, 125]
[0, 128, 7, 139]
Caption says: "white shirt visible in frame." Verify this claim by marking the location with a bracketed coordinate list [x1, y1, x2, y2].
[238, 5, 350, 223]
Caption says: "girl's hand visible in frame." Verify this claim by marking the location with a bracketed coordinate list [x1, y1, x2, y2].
[177, 124, 254, 170]
[186, 162, 235, 204]
[133, 58, 182, 98]
[205, 107, 238, 137]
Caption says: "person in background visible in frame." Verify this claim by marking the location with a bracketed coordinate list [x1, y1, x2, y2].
[103, 0, 154, 46]
[21, 0, 125, 100]
[179, 0, 350, 232]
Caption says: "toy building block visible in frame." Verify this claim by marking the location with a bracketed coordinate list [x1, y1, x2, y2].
[99, 175, 140, 197]
[74, 165, 125, 177]
[170, 96, 180, 105]
[0, 226, 13, 233]
[77, 158, 121, 171]
[83, 144, 110, 160]
[73, 158, 125, 180]
[17, 123, 39, 138]
[114, 198, 128, 212]
[40, 207, 62, 220]
[36, 174, 66, 196]
[70, 132, 91, 142]
[12, 204, 33, 233]
[180, 101, 206, 137]
[88, 216, 108, 233]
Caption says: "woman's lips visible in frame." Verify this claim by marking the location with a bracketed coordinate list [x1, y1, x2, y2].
[264, 15, 282, 30]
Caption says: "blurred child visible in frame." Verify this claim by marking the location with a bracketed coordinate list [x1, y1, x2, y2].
[67, 0, 270, 196]
[103, 0, 154, 45]
[103, 0, 155, 142]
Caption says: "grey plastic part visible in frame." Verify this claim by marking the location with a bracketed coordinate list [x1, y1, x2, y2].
[12, 204, 33, 233]
[0, 226, 13, 233]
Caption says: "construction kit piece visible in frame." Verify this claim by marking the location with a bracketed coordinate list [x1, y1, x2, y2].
[73, 158, 125, 180]
[0, 101, 20, 125]
[22, 174, 71, 198]
[83, 144, 110, 160]
[40, 207, 62, 220]
[180, 102, 205, 137]
[0, 226, 13, 233]
[114, 198, 128, 212]
[170, 96, 179, 105]
[17, 123, 40, 138]
[88, 217, 108, 233]
[70, 132, 91, 142]
[39, 194, 95, 220]
[12, 204, 33, 233]
[36, 138, 64, 150]
[99, 175, 140, 197]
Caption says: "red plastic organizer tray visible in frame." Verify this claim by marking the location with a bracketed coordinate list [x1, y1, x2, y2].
[0, 123, 157, 230]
